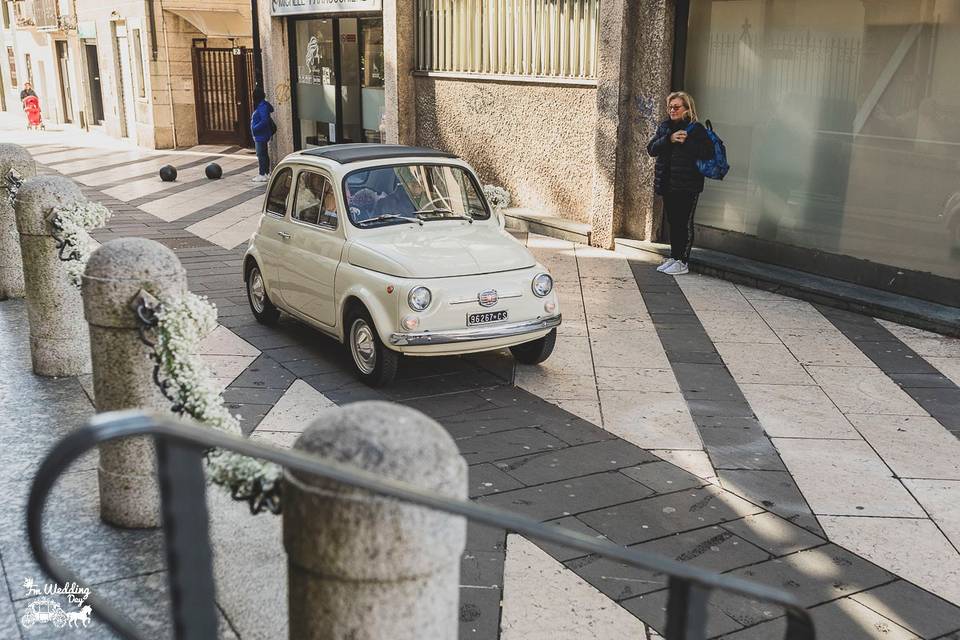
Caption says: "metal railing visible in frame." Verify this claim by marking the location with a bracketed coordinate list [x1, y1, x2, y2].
[27, 410, 816, 640]
[416, 0, 600, 79]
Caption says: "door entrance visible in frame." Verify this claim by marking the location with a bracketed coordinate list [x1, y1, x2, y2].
[55, 41, 73, 124]
[84, 44, 105, 124]
[192, 47, 255, 146]
[291, 16, 384, 149]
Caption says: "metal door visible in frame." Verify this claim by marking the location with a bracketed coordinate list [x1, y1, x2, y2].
[192, 47, 253, 146]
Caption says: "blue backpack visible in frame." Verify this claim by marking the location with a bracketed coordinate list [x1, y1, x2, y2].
[687, 119, 729, 180]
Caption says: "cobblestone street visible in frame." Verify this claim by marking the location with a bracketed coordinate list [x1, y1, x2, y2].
[2, 119, 960, 639]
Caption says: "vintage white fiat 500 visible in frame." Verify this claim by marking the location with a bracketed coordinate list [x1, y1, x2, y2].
[243, 144, 561, 386]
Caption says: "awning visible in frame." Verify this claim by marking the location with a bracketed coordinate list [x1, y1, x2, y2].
[164, 8, 251, 38]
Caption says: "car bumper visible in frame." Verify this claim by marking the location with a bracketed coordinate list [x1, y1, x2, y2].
[389, 314, 562, 347]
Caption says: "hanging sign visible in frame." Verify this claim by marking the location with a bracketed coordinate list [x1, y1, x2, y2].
[270, 0, 381, 17]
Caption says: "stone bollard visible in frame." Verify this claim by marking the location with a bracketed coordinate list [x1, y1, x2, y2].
[15, 176, 91, 376]
[284, 402, 468, 640]
[82, 237, 187, 529]
[0, 143, 36, 299]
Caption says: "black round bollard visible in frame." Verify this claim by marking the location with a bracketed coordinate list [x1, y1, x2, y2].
[205, 163, 223, 180]
[159, 165, 177, 182]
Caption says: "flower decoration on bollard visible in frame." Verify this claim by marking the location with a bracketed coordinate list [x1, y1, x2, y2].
[49, 199, 111, 287]
[482, 184, 511, 212]
[137, 290, 283, 514]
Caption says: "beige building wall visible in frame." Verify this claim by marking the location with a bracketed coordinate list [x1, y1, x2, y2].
[8, 29, 62, 123]
[68, 0, 251, 148]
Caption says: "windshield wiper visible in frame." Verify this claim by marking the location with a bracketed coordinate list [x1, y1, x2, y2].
[415, 208, 473, 224]
[355, 213, 423, 227]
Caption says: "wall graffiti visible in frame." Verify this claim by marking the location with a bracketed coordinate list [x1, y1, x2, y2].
[273, 81, 291, 106]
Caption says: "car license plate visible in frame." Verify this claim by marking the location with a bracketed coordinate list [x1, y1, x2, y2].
[467, 310, 508, 326]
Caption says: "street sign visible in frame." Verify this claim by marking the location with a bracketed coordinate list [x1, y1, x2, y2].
[270, 0, 381, 17]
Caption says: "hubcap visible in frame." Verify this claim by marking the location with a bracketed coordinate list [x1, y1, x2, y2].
[249, 269, 266, 314]
[350, 319, 377, 375]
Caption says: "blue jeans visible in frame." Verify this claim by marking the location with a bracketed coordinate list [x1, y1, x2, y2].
[255, 140, 270, 176]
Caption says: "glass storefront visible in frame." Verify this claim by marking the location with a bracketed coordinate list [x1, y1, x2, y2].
[293, 16, 385, 148]
[684, 1, 960, 281]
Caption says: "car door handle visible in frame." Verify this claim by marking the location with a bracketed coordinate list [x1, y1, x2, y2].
[277, 231, 291, 239]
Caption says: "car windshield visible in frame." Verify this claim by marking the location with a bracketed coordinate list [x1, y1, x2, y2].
[343, 164, 490, 228]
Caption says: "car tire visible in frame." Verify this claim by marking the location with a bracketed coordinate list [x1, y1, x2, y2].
[346, 309, 399, 387]
[246, 264, 280, 325]
[510, 328, 557, 365]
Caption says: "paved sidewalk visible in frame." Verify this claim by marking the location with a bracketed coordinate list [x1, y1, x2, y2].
[2, 120, 960, 639]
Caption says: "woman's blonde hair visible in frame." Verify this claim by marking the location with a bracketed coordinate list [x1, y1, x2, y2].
[667, 91, 699, 122]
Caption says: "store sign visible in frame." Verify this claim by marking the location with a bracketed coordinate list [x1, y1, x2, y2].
[271, 0, 381, 17]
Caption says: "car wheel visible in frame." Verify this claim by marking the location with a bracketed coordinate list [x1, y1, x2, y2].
[22, 614, 35, 628]
[510, 328, 557, 365]
[246, 264, 280, 325]
[347, 310, 399, 387]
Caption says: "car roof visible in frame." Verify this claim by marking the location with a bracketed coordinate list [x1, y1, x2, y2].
[300, 144, 459, 164]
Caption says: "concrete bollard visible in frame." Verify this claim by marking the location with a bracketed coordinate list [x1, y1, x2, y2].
[82, 237, 187, 529]
[0, 143, 36, 299]
[15, 175, 91, 376]
[284, 402, 468, 640]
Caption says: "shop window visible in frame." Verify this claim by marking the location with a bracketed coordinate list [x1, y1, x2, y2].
[415, 0, 599, 79]
[683, 0, 960, 282]
[132, 29, 145, 98]
[6, 47, 15, 87]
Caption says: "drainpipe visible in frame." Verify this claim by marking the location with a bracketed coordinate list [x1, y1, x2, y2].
[155, 0, 178, 148]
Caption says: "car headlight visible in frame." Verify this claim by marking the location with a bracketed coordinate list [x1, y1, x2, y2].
[532, 273, 553, 297]
[408, 286, 432, 311]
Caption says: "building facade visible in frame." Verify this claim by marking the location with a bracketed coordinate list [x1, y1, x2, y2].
[2, 0, 254, 148]
[256, 0, 960, 303]
[257, 0, 673, 253]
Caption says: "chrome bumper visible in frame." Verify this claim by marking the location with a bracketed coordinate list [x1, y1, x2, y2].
[389, 314, 562, 347]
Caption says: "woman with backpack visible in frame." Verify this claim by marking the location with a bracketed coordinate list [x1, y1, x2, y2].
[250, 85, 276, 183]
[647, 91, 714, 275]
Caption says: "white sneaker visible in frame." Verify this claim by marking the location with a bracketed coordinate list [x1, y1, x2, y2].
[656, 258, 677, 273]
[663, 261, 689, 275]
[252, 174, 268, 183]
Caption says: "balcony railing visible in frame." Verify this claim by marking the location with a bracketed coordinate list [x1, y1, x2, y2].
[12, 0, 35, 27]
[11, 0, 58, 29]
[27, 410, 817, 640]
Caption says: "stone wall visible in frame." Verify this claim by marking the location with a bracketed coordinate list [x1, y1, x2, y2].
[617, 0, 675, 242]
[414, 77, 597, 226]
[258, 11, 294, 160]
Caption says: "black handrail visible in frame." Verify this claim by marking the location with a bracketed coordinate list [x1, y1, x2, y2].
[27, 410, 816, 640]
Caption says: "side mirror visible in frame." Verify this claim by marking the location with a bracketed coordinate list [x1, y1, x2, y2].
[497, 209, 506, 231]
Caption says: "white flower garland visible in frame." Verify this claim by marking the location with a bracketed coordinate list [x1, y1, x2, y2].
[153, 292, 282, 512]
[50, 200, 111, 287]
[482, 184, 511, 211]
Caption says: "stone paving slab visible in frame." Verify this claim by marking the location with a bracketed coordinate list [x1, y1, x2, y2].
[3, 138, 960, 639]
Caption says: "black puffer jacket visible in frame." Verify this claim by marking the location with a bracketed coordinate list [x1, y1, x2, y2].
[647, 118, 714, 195]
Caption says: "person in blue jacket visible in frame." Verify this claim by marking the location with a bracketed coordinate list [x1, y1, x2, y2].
[250, 85, 274, 183]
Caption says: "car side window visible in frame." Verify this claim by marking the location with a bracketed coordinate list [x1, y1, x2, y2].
[293, 170, 338, 229]
[266, 168, 293, 217]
